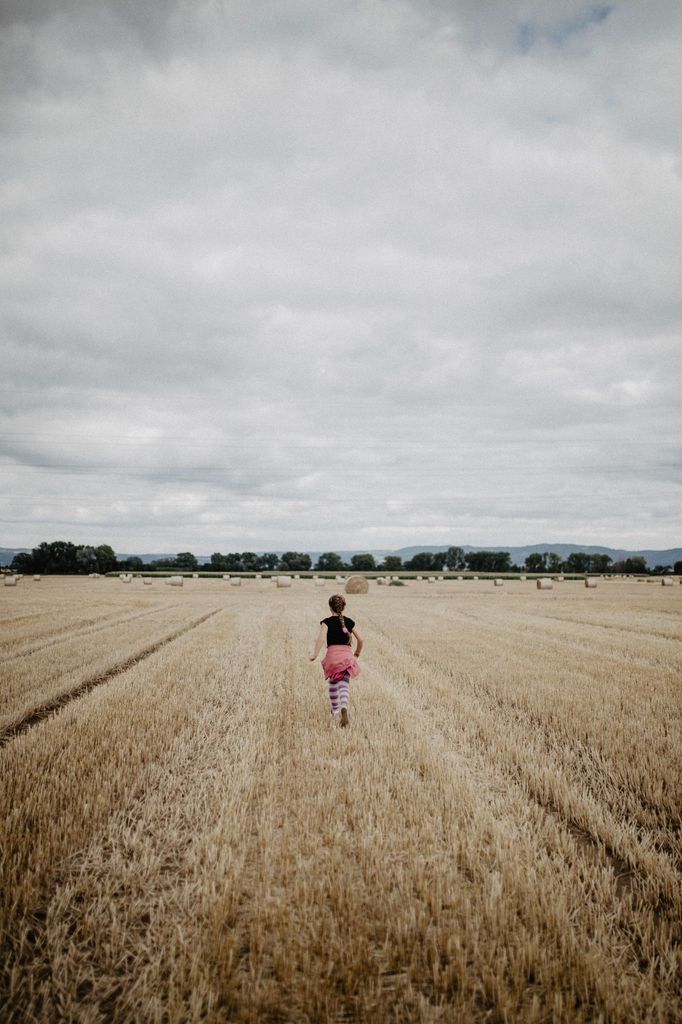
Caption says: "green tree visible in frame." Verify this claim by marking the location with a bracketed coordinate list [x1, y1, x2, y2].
[546, 552, 563, 573]
[405, 552, 438, 571]
[223, 552, 244, 571]
[210, 552, 227, 570]
[10, 552, 34, 573]
[240, 552, 260, 571]
[464, 551, 511, 572]
[380, 555, 403, 571]
[258, 552, 280, 571]
[623, 556, 647, 574]
[95, 544, 117, 574]
[589, 554, 612, 573]
[279, 551, 312, 571]
[76, 546, 98, 574]
[525, 553, 545, 572]
[32, 541, 80, 574]
[175, 552, 198, 570]
[445, 546, 465, 570]
[566, 552, 591, 574]
[351, 553, 376, 571]
[121, 556, 144, 571]
[315, 552, 344, 571]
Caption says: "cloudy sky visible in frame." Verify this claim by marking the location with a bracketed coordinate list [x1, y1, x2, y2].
[1, 0, 680, 554]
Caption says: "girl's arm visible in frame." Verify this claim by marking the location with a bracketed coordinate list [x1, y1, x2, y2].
[351, 627, 364, 657]
[309, 624, 327, 661]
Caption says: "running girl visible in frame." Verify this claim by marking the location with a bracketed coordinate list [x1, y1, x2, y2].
[309, 594, 363, 726]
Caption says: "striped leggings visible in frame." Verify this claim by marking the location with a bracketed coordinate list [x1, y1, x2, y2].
[327, 672, 350, 715]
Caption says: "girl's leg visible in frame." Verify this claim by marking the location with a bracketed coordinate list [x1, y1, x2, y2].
[338, 672, 350, 726]
[328, 677, 340, 716]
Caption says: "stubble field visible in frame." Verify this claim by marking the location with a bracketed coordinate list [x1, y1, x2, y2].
[1, 575, 680, 1023]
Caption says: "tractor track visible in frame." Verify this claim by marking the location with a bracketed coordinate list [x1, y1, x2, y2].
[1, 603, 183, 663]
[0, 608, 221, 748]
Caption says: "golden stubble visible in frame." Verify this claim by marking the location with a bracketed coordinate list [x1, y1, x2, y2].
[0, 576, 680, 1022]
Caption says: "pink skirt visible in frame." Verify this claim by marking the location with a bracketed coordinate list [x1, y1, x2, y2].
[321, 644, 361, 683]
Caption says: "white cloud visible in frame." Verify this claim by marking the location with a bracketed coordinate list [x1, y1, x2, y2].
[1, 0, 680, 553]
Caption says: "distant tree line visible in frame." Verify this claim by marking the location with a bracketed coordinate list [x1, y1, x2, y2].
[6, 541, 679, 575]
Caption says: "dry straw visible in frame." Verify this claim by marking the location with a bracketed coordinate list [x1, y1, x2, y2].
[345, 575, 369, 594]
[585, 579, 598, 588]
[4, 576, 18, 587]
[537, 579, 553, 590]
[277, 576, 292, 588]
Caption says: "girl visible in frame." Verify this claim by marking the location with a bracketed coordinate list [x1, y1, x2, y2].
[309, 594, 363, 727]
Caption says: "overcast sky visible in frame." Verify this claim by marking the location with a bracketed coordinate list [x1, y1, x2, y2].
[1, 0, 680, 554]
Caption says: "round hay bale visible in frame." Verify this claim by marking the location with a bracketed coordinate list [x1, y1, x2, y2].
[494, 579, 504, 586]
[167, 576, 184, 587]
[472, 575, 479, 581]
[519, 575, 527, 581]
[4, 576, 18, 586]
[556, 575, 565, 582]
[222, 574, 230, 580]
[143, 578, 153, 585]
[277, 575, 292, 588]
[345, 575, 369, 594]
[536, 579, 553, 590]
[427, 576, 435, 583]
[33, 574, 41, 581]
[457, 575, 463, 581]
[192, 573, 199, 579]
[661, 577, 674, 586]
[416, 575, 423, 581]
[584, 579, 597, 588]
[376, 577, 385, 585]
[230, 578, 242, 587]
[314, 578, 325, 587]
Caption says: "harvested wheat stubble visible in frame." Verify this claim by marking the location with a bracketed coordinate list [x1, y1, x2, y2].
[0, 603, 209, 734]
[345, 575, 369, 594]
[1, 582, 680, 1022]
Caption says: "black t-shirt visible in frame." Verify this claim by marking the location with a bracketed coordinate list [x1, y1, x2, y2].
[321, 615, 355, 646]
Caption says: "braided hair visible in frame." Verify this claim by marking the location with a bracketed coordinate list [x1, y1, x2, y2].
[328, 594, 349, 642]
